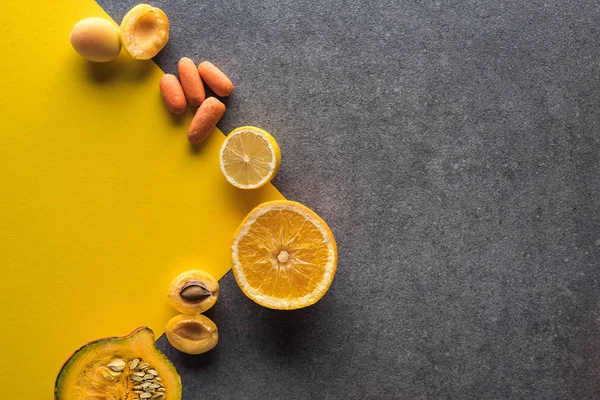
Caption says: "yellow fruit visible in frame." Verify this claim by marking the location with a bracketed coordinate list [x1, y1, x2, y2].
[231, 200, 337, 309]
[167, 270, 219, 314]
[69, 17, 122, 62]
[119, 4, 169, 60]
[165, 314, 218, 355]
[219, 126, 281, 189]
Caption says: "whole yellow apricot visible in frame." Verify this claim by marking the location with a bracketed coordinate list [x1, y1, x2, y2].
[69, 17, 122, 62]
[120, 4, 169, 60]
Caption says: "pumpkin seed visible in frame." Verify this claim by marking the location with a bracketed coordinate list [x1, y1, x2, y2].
[130, 359, 140, 370]
[140, 393, 152, 399]
[152, 394, 165, 400]
[139, 362, 150, 370]
[133, 371, 146, 377]
[106, 368, 123, 377]
[143, 373, 154, 380]
[107, 358, 126, 372]
[131, 375, 143, 382]
[149, 383, 161, 389]
[100, 368, 116, 381]
[155, 377, 163, 382]
[157, 388, 166, 392]
[147, 369, 159, 376]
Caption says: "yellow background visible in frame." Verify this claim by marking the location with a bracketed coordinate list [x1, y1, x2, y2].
[0, 0, 283, 397]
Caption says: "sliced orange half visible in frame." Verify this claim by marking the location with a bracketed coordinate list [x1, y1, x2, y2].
[231, 200, 337, 309]
[219, 126, 281, 189]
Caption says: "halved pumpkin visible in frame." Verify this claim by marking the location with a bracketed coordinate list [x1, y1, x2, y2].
[55, 326, 181, 400]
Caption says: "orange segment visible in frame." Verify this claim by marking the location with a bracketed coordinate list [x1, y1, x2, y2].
[231, 200, 337, 309]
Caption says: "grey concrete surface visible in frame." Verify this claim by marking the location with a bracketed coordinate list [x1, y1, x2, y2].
[98, 0, 600, 398]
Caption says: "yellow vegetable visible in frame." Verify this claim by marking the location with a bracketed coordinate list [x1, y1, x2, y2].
[55, 327, 181, 399]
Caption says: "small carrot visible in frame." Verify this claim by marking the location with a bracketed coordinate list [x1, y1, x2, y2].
[178, 57, 205, 107]
[198, 61, 234, 97]
[187, 97, 226, 144]
[159, 74, 187, 114]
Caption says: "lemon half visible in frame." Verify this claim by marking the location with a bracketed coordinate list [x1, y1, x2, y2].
[219, 126, 281, 189]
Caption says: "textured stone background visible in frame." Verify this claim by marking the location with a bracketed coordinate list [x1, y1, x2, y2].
[99, 0, 600, 398]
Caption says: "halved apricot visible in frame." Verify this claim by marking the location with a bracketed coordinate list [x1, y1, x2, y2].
[165, 314, 218, 355]
[120, 4, 169, 60]
[167, 270, 219, 314]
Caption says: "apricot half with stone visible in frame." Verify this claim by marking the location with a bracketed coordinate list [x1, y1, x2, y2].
[119, 4, 169, 60]
[167, 270, 219, 314]
[55, 327, 181, 399]
[166, 314, 219, 355]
